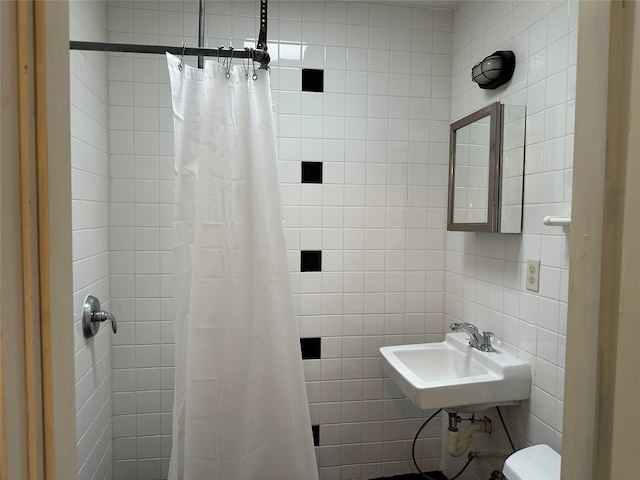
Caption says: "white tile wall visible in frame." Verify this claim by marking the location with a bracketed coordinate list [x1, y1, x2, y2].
[70, 2, 113, 480]
[105, 1, 451, 479]
[443, 1, 577, 478]
[107, 2, 176, 477]
[272, 4, 452, 478]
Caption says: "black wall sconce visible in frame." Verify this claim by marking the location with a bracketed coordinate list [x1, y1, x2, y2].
[471, 51, 516, 90]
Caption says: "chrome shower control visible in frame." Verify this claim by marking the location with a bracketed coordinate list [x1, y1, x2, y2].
[82, 295, 117, 338]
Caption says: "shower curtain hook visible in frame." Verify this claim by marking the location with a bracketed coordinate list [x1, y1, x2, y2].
[251, 51, 258, 81]
[226, 46, 234, 79]
[178, 42, 187, 71]
[243, 48, 250, 79]
[217, 45, 223, 64]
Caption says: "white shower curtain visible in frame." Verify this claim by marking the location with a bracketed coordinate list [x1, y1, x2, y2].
[166, 54, 318, 480]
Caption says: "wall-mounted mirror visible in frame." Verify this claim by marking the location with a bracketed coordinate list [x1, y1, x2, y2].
[448, 102, 526, 233]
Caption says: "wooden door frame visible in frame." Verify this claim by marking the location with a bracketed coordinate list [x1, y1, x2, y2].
[0, 1, 75, 479]
[1, 0, 638, 479]
[563, 0, 639, 478]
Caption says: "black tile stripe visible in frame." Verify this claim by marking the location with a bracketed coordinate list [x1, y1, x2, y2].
[300, 250, 321, 272]
[302, 69, 324, 92]
[300, 337, 321, 360]
[301, 161, 323, 184]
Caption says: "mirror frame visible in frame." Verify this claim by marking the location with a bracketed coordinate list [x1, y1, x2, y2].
[447, 101, 502, 232]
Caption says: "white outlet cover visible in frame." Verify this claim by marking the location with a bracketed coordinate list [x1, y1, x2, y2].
[526, 259, 540, 292]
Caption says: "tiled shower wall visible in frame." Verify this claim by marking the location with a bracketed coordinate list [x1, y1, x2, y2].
[273, 3, 452, 479]
[70, 1, 113, 479]
[107, 5, 177, 479]
[105, 1, 452, 479]
[442, 1, 577, 478]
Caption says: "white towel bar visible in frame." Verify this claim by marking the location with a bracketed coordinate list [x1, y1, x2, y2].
[543, 216, 571, 227]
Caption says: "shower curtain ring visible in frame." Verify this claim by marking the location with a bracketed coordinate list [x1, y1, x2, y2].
[226, 46, 234, 78]
[178, 42, 187, 71]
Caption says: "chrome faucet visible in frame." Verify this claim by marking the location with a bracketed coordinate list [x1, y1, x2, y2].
[450, 322, 495, 352]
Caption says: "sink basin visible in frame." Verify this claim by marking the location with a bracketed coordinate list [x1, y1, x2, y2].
[379, 332, 531, 411]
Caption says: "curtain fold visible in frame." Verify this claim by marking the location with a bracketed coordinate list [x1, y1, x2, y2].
[166, 53, 318, 480]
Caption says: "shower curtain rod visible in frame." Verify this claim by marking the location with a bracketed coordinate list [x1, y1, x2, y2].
[69, 0, 270, 69]
[69, 41, 270, 69]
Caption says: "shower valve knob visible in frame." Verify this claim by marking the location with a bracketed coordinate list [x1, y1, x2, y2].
[82, 295, 117, 338]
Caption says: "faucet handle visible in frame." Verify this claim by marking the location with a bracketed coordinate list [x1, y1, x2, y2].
[93, 310, 118, 334]
[480, 331, 495, 352]
[82, 295, 118, 337]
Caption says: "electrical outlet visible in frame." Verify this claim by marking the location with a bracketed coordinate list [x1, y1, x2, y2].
[526, 259, 540, 292]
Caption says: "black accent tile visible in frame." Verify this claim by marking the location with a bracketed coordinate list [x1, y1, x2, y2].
[301, 161, 323, 184]
[311, 424, 320, 446]
[300, 250, 321, 272]
[300, 337, 321, 360]
[302, 69, 324, 92]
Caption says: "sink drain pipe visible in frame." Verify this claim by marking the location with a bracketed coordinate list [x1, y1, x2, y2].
[411, 411, 499, 480]
[447, 412, 492, 457]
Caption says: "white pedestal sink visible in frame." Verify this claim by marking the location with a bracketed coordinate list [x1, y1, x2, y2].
[379, 332, 531, 412]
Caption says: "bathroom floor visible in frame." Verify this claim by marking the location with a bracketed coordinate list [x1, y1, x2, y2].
[373, 471, 449, 480]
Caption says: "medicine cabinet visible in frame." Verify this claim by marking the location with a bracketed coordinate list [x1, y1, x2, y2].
[447, 102, 526, 233]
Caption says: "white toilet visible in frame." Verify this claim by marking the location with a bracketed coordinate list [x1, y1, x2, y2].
[503, 444, 561, 480]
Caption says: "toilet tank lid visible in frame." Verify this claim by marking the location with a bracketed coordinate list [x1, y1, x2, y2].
[503, 444, 561, 480]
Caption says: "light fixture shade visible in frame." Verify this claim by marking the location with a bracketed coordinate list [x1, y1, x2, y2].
[471, 51, 516, 90]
